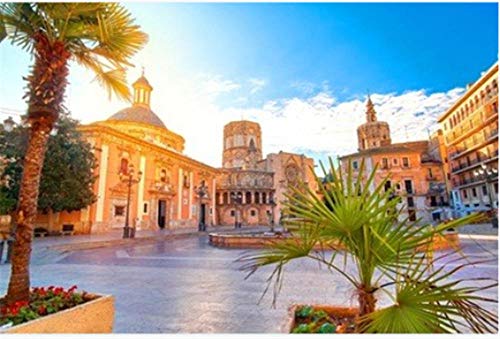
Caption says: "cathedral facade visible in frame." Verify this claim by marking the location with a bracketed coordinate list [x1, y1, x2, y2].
[215, 120, 317, 226]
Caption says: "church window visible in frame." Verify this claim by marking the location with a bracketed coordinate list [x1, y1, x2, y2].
[381, 158, 389, 169]
[143, 202, 148, 214]
[384, 180, 391, 192]
[254, 192, 260, 204]
[402, 157, 409, 168]
[250, 210, 256, 217]
[352, 161, 358, 170]
[120, 158, 129, 174]
[114, 206, 125, 216]
[183, 173, 190, 188]
[160, 169, 167, 182]
[230, 210, 235, 217]
[393, 158, 398, 165]
[249, 137, 256, 148]
[245, 192, 252, 204]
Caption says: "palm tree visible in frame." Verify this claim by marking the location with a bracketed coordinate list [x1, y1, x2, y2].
[241, 158, 497, 333]
[0, 3, 147, 304]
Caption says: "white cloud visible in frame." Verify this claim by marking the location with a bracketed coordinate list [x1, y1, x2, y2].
[248, 78, 267, 94]
[198, 74, 241, 98]
[63, 64, 465, 170]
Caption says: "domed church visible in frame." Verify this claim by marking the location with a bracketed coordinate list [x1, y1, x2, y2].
[59, 73, 218, 234]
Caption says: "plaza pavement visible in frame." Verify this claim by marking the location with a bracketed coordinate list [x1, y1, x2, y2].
[0, 225, 498, 333]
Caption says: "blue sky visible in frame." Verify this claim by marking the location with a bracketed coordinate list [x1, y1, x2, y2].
[0, 2, 498, 167]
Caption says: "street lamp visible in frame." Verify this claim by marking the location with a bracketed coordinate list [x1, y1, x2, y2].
[231, 192, 243, 229]
[119, 163, 142, 238]
[3, 117, 14, 132]
[473, 163, 498, 228]
[194, 181, 208, 232]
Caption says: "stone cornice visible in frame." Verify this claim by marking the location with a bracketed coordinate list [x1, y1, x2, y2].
[78, 124, 218, 174]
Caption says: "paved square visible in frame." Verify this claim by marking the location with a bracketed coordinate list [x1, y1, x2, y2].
[0, 234, 497, 333]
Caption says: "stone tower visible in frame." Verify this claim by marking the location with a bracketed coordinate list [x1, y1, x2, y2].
[222, 120, 263, 169]
[357, 96, 391, 151]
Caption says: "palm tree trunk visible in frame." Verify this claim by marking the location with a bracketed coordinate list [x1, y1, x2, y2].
[6, 121, 52, 303]
[6, 32, 69, 304]
[356, 285, 377, 332]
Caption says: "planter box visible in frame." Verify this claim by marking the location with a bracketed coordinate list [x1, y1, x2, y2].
[284, 304, 359, 333]
[1, 294, 114, 333]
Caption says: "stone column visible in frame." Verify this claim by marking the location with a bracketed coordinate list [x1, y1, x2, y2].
[96, 144, 109, 223]
[136, 155, 146, 223]
[188, 171, 194, 219]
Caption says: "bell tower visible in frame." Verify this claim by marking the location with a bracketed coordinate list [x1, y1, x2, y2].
[357, 96, 392, 151]
[222, 120, 263, 169]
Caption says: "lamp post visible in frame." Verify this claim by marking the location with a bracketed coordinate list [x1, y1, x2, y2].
[3, 117, 15, 133]
[119, 163, 142, 238]
[268, 197, 276, 232]
[473, 163, 498, 228]
[231, 192, 243, 229]
[194, 181, 208, 232]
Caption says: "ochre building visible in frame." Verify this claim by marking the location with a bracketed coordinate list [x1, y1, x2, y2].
[340, 97, 449, 224]
[438, 62, 498, 214]
[39, 75, 218, 234]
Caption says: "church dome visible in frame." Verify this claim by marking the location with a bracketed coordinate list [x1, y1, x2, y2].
[107, 72, 166, 129]
[108, 106, 166, 129]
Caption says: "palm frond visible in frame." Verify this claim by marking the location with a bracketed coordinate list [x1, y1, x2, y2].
[361, 251, 498, 333]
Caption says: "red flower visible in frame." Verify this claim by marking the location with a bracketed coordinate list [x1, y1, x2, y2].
[9, 307, 19, 316]
[48, 286, 55, 291]
[68, 285, 78, 292]
[38, 305, 47, 315]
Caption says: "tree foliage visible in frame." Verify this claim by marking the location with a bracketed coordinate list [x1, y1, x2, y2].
[0, 114, 97, 215]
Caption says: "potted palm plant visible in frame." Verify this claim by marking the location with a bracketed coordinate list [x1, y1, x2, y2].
[0, 2, 147, 332]
[241, 159, 498, 333]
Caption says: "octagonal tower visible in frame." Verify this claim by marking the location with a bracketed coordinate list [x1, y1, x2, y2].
[222, 120, 263, 169]
[357, 96, 391, 151]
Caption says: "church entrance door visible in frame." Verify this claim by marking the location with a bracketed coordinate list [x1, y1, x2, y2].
[158, 200, 167, 229]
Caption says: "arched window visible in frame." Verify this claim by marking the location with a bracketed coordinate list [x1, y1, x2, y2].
[160, 169, 167, 182]
[215, 193, 220, 205]
[254, 192, 260, 204]
[262, 192, 267, 204]
[223, 192, 229, 205]
[120, 158, 129, 174]
[245, 192, 252, 204]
